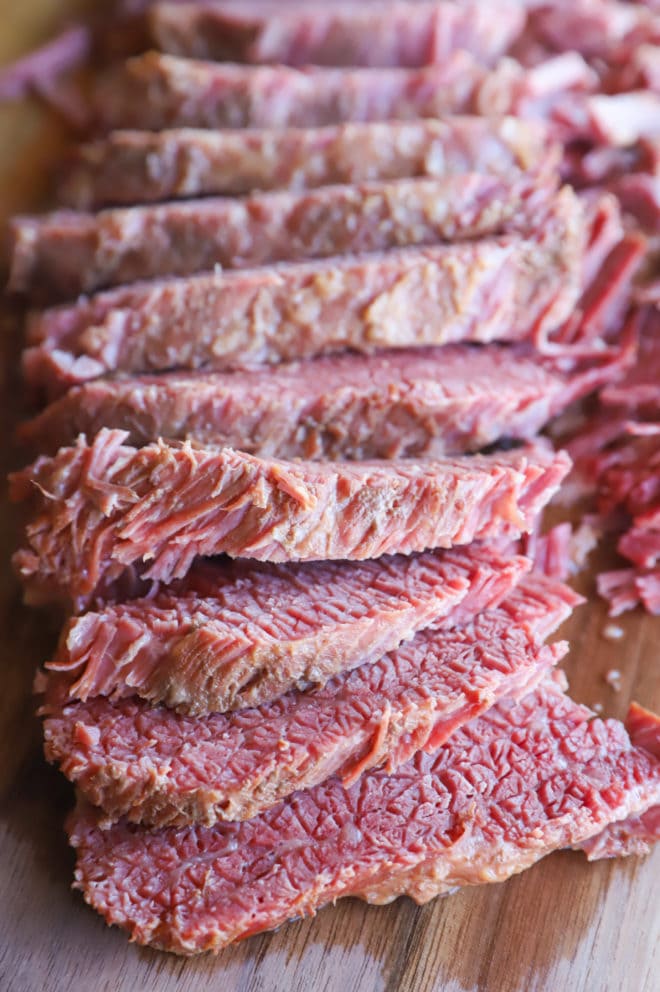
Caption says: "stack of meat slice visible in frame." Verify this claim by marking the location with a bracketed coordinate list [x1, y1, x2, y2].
[7, 0, 660, 957]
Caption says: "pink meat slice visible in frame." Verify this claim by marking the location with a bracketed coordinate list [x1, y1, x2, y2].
[93, 49, 601, 135]
[58, 116, 556, 209]
[20, 345, 626, 460]
[580, 703, 660, 859]
[19, 343, 627, 459]
[43, 574, 578, 827]
[147, 1, 523, 67]
[66, 682, 660, 955]
[43, 545, 530, 715]
[9, 171, 552, 301]
[93, 52, 485, 131]
[10, 429, 570, 611]
[22, 189, 584, 396]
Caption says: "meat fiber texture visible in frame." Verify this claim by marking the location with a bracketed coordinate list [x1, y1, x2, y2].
[10, 429, 570, 611]
[42, 545, 530, 716]
[58, 116, 557, 209]
[66, 681, 660, 954]
[147, 1, 525, 68]
[22, 189, 584, 396]
[43, 573, 579, 827]
[19, 343, 628, 460]
[9, 171, 554, 302]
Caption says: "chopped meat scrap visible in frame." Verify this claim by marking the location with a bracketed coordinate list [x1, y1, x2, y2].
[10, 430, 570, 611]
[43, 574, 577, 826]
[66, 682, 660, 955]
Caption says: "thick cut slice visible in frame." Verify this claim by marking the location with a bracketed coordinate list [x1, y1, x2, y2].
[23, 190, 583, 395]
[93, 49, 598, 134]
[11, 430, 570, 611]
[58, 117, 555, 209]
[43, 545, 530, 715]
[93, 53, 484, 131]
[67, 684, 660, 954]
[44, 574, 578, 827]
[9, 172, 551, 301]
[20, 344, 628, 459]
[148, 1, 523, 67]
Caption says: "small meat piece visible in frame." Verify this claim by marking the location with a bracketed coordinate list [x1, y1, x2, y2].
[148, 1, 523, 67]
[11, 429, 570, 611]
[23, 189, 584, 396]
[43, 545, 530, 715]
[66, 683, 660, 954]
[20, 344, 629, 460]
[93, 53, 482, 131]
[58, 116, 556, 209]
[602, 310, 660, 415]
[9, 172, 551, 301]
[44, 574, 578, 826]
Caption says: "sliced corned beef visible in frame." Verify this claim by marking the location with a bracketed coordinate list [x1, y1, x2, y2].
[19, 343, 626, 459]
[580, 703, 660, 858]
[93, 50, 599, 134]
[11, 430, 570, 611]
[147, 1, 523, 67]
[58, 116, 556, 209]
[23, 189, 584, 395]
[9, 172, 552, 301]
[43, 574, 578, 826]
[66, 683, 660, 954]
[42, 545, 530, 715]
[94, 52, 482, 131]
[530, 0, 660, 62]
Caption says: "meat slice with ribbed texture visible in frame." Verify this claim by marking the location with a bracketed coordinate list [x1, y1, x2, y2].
[66, 683, 660, 954]
[58, 116, 555, 209]
[93, 53, 484, 131]
[10, 172, 551, 301]
[42, 545, 530, 716]
[43, 574, 578, 827]
[11, 430, 570, 611]
[147, 1, 523, 67]
[23, 189, 583, 395]
[20, 344, 628, 460]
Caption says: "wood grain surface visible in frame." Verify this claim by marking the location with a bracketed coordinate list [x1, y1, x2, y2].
[0, 6, 658, 991]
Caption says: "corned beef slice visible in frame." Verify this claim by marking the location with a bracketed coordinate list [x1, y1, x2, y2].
[147, 1, 524, 67]
[10, 172, 553, 300]
[43, 574, 578, 827]
[94, 53, 487, 131]
[43, 546, 531, 716]
[66, 683, 660, 955]
[11, 430, 570, 610]
[58, 117, 555, 209]
[93, 49, 599, 134]
[23, 189, 583, 393]
[19, 344, 626, 459]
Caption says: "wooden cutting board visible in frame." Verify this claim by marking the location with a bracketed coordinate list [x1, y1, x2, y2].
[0, 5, 658, 991]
